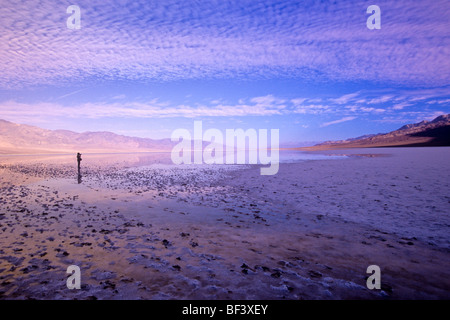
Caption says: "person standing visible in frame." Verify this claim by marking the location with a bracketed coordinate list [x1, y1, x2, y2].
[77, 153, 82, 182]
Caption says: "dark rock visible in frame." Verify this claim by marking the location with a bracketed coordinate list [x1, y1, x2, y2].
[172, 265, 181, 271]
[308, 270, 322, 278]
[190, 241, 199, 248]
[270, 271, 282, 278]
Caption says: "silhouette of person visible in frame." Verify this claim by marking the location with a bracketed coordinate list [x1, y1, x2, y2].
[77, 153, 82, 183]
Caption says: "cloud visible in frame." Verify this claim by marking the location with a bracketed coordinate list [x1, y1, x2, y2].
[0, 89, 447, 127]
[320, 116, 357, 127]
[427, 98, 450, 105]
[250, 95, 286, 107]
[0, 98, 285, 121]
[0, 0, 449, 88]
[293, 104, 332, 114]
[392, 102, 412, 110]
[347, 105, 385, 113]
[367, 95, 394, 105]
[329, 93, 359, 104]
[424, 111, 446, 120]
[290, 98, 308, 106]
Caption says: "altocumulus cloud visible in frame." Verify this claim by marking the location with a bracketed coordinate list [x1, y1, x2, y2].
[0, 0, 449, 87]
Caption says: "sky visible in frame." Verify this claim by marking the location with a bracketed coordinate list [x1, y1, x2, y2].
[0, 0, 449, 145]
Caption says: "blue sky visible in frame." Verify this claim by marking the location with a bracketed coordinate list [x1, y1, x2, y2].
[0, 0, 449, 145]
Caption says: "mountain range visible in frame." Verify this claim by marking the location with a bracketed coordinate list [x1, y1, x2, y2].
[304, 114, 450, 150]
[0, 119, 175, 154]
[0, 114, 449, 154]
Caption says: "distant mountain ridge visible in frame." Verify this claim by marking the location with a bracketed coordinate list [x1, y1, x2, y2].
[0, 119, 175, 154]
[2, 114, 450, 154]
[304, 114, 450, 150]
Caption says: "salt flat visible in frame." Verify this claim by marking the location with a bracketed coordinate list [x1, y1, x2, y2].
[0, 148, 449, 299]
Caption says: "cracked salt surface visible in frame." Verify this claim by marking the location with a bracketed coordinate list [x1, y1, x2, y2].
[0, 148, 449, 299]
